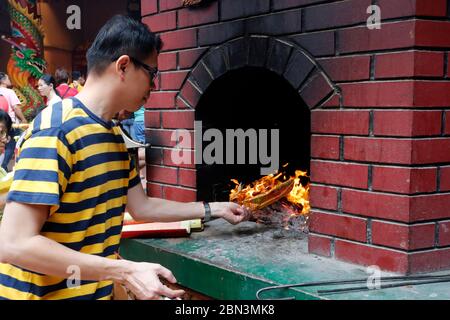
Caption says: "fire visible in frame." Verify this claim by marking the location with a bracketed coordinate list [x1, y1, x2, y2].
[229, 169, 310, 217]
[287, 170, 310, 215]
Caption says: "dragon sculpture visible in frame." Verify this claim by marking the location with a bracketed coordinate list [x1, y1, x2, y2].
[2, 0, 46, 120]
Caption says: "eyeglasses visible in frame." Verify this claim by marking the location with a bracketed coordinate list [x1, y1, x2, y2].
[129, 57, 159, 83]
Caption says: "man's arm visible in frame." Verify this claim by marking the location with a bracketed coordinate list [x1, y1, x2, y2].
[0, 201, 184, 299]
[126, 183, 249, 224]
[13, 104, 27, 123]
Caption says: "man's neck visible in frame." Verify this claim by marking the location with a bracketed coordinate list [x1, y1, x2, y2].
[75, 78, 120, 122]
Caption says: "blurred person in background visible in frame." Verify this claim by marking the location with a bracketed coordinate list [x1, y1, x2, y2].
[55, 67, 78, 99]
[38, 74, 62, 108]
[0, 72, 27, 171]
[71, 71, 85, 92]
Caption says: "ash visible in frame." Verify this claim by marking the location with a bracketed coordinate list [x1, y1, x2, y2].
[250, 202, 309, 239]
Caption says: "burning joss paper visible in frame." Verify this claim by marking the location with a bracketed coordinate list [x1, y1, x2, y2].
[230, 170, 310, 227]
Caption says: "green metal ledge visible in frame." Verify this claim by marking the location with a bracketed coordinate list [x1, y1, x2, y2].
[119, 220, 450, 300]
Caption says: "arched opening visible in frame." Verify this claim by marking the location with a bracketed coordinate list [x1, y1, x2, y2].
[196, 66, 310, 202]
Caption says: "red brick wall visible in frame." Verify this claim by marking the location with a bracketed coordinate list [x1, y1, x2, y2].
[141, 0, 450, 274]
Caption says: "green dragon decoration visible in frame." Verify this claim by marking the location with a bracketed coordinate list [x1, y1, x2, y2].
[2, 0, 46, 120]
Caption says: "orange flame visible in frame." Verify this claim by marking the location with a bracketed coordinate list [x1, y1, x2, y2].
[287, 170, 310, 215]
[229, 169, 310, 216]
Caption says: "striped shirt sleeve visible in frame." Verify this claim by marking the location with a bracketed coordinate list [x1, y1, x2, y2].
[7, 128, 73, 207]
[128, 153, 141, 189]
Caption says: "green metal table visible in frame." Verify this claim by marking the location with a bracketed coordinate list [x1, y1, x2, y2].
[119, 220, 450, 300]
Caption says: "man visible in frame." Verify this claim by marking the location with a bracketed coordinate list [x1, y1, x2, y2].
[0, 72, 27, 171]
[0, 15, 248, 300]
[70, 71, 85, 92]
[55, 68, 78, 99]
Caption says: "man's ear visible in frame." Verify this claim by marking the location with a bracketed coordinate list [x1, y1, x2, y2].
[115, 55, 131, 75]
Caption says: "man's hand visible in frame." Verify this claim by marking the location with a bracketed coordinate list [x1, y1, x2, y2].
[123, 261, 185, 300]
[210, 202, 251, 225]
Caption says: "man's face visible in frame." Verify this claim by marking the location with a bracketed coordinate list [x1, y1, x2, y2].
[124, 50, 158, 111]
[1, 75, 12, 88]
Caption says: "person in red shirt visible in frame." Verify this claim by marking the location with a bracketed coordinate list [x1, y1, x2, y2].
[0, 95, 8, 113]
[55, 68, 78, 98]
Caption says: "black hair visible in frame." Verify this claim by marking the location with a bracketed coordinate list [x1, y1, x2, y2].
[0, 72, 7, 83]
[72, 71, 82, 81]
[86, 14, 162, 75]
[55, 68, 70, 85]
[0, 109, 12, 135]
[40, 74, 60, 97]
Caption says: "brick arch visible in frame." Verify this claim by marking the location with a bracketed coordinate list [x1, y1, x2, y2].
[178, 35, 341, 110]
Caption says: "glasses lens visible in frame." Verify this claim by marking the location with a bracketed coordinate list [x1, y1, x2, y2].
[131, 57, 158, 82]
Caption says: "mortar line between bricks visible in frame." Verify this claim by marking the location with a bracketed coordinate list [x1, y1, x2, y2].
[447, 0, 450, 18]
[313, 107, 450, 112]
[196, 28, 199, 48]
[444, 52, 448, 78]
[271, 0, 344, 13]
[160, 17, 440, 49]
[442, 111, 447, 136]
[437, 166, 441, 192]
[295, 67, 316, 91]
[321, 107, 450, 112]
[328, 237, 450, 254]
[316, 50, 450, 61]
[218, 0, 222, 22]
[369, 55, 375, 80]
[310, 157, 450, 168]
[330, 238, 336, 258]
[367, 218, 372, 244]
[435, 222, 440, 248]
[147, 180, 196, 190]
[337, 188, 342, 213]
[366, 218, 438, 227]
[311, 182, 450, 196]
[166, 17, 414, 48]
[334, 30, 339, 56]
[314, 90, 336, 109]
[336, 76, 450, 82]
[336, 78, 450, 84]
[286, 16, 450, 34]
[311, 207, 450, 226]
[160, 45, 440, 59]
[334, 134, 450, 140]
[300, 7, 305, 33]
[312, 209, 372, 221]
[312, 234, 414, 254]
[218, 6, 307, 24]
[338, 46, 450, 57]
[368, 110, 374, 137]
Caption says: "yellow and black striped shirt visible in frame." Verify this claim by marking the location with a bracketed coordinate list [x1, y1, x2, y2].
[0, 98, 140, 300]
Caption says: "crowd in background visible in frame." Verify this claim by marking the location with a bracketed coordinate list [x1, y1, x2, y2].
[0, 67, 146, 181]
[0, 68, 85, 172]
